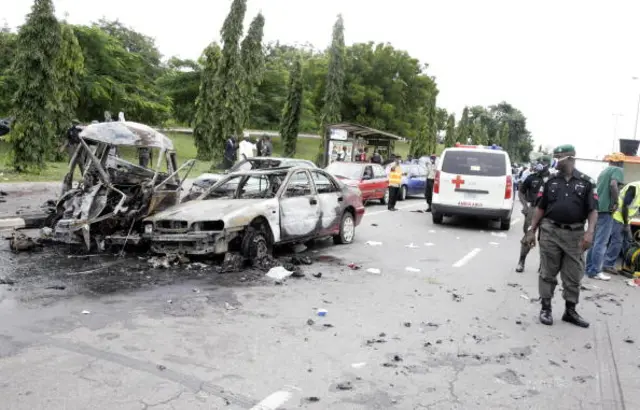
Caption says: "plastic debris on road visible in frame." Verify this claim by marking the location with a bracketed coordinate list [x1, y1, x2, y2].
[405, 243, 419, 249]
[365, 241, 383, 246]
[520, 294, 530, 300]
[405, 267, 421, 273]
[225, 302, 237, 311]
[428, 230, 436, 233]
[489, 242, 499, 245]
[348, 263, 361, 270]
[81, 310, 90, 315]
[266, 266, 293, 280]
[491, 232, 508, 238]
[424, 242, 435, 247]
[626, 278, 640, 287]
[366, 268, 381, 274]
[351, 362, 367, 369]
[317, 309, 328, 317]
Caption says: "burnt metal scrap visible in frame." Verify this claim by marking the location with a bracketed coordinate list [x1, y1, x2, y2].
[44, 121, 194, 251]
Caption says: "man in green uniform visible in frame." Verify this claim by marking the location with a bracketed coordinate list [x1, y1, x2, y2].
[525, 144, 597, 328]
[516, 155, 552, 272]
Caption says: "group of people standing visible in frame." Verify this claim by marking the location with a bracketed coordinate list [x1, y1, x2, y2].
[385, 154, 438, 212]
[517, 145, 635, 330]
[223, 134, 273, 169]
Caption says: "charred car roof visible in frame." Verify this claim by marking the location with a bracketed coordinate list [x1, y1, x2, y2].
[79, 121, 174, 150]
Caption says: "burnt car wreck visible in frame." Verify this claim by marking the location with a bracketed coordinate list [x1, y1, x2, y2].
[143, 167, 365, 260]
[44, 121, 194, 250]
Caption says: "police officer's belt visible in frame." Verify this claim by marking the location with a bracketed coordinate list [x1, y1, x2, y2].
[548, 220, 584, 231]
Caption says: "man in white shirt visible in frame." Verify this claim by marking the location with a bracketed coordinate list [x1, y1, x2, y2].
[425, 155, 437, 212]
[238, 135, 256, 160]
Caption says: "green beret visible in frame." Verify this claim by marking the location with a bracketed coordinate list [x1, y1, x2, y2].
[553, 144, 576, 155]
[538, 155, 552, 163]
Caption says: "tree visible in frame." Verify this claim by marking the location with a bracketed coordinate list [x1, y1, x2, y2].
[52, 23, 84, 159]
[435, 107, 448, 131]
[156, 57, 201, 125]
[280, 58, 303, 157]
[317, 14, 345, 165]
[9, 0, 61, 171]
[457, 107, 471, 144]
[470, 120, 482, 145]
[209, 0, 247, 165]
[444, 114, 456, 148]
[410, 90, 437, 157]
[499, 121, 509, 149]
[192, 43, 221, 160]
[240, 13, 265, 127]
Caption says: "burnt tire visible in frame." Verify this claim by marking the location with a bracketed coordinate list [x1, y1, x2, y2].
[333, 211, 356, 245]
[499, 217, 511, 231]
[432, 212, 443, 225]
[241, 226, 272, 264]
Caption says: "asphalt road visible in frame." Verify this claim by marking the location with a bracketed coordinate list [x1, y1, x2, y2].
[0, 193, 639, 409]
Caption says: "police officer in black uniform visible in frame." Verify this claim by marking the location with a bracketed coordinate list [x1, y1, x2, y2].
[525, 144, 597, 328]
[515, 155, 551, 272]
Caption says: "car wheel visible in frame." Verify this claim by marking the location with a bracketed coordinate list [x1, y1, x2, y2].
[432, 212, 443, 225]
[380, 188, 389, 205]
[241, 226, 272, 263]
[333, 211, 356, 245]
[499, 217, 511, 231]
[400, 185, 407, 201]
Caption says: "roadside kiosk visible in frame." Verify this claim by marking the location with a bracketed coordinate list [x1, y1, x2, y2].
[322, 123, 404, 167]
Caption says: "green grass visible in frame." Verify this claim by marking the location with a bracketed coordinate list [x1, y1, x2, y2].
[0, 133, 412, 182]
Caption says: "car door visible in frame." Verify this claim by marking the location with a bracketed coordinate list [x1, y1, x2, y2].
[409, 165, 427, 195]
[372, 164, 388, 199]
[279, 170, 321, 240]
[360, 165, 376, 200]
[311, 170, 342, 235]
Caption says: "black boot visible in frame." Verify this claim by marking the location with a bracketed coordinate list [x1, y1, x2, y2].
[426, 206, 432, 212]
[539, 298, 553, 326]
[515, 258, 525, 273]
[562, 302, 590, 328]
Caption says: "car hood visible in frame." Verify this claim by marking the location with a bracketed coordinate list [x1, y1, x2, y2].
[145, 198, 270, 223]
[333, 175, 360, 187]
[193, 172, 225, 187]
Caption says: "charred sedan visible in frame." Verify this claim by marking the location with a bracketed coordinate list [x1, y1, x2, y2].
[143, 167, 365, 258]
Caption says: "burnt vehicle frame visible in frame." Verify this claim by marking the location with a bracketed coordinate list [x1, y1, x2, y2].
[143, 167, 365, 259]
[46, 121, 195, 250]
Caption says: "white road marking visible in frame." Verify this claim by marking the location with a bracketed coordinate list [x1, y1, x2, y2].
[452, 248, 482, 268]
[250, 391, 293, 410]
[364, 201, 424, 216]
[511, 218, 521, 225]
[365, 241, 383, 246]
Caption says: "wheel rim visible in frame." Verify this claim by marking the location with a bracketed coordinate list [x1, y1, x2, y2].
[634, 229, 640, 245]
[254, 237, 269, 259]
[342, 214, 355, 242]
[384, 189, 389, 203]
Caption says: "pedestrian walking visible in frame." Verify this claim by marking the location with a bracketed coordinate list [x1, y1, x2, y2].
[262, 136, 273, 157]
[584, 152, 625, 280]
[238, 134, 255, 160]
[515, 156, 551, 272]
[388, 156, 402, 211]
[425, 154, 437, 212]
[602, 181, 639, 274]
[223, 136, 236, 169]
[525, 144, 597, 328]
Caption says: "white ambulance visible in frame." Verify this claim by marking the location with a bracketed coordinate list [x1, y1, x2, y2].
[431, 143, 515, 230]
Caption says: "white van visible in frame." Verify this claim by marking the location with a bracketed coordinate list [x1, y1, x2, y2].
[431, 144, 514, 230]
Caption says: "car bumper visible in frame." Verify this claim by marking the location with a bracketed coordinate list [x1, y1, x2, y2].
[145, 230, 239, 255]
[354, 205, 365, 225]
[432, 204, 512, 219]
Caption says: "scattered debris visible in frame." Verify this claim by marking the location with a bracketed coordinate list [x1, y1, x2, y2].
[317, 309, 328, 317]
[451, 293, 463, 302]
[192, 288, 200, 293]
[224, 302, 237, 311]
[405, 243, 419, 249]
[573, 375, 594, 384]
[266, 266, 293, 280]
[393, 354, 403, 362]
[371, 223, 378, 227]
[548, 360, 561, 367]
[157, 364, 166, 371]
[366, 268, 381, 274]
[45, 285, 66, 290]
[428, 230, 436, 233]
[424, 242, 435, 247]
[366, 338, 386, 346]
[8, 230, 41, 252]
[423, 322, 439, 329]
[491, 232, 508, 238]
[336, 382, 353, 391]
[0, 278, 16, 286]
[323, 324, 334, 328]
[584, 343, 592, 350]
[290, 271, 305, 278]
[489, 242, 499, 246]
[351, 362, 366, 369]
[312, 272, 322, 278]
[520, 294, 530, 300]
[292, 243, 307, 253]
[404, 322, 412, 328]
[81, 310, 90, 315]
[348, 263, 361, 270]
[624, 338, 634, 344]
[365, 241, 383, 246]
[221, 252, 245, 272]
[148, 254, 189, 269]
[405, 267, 421, 273]
[382, 362, 398, 368]
[304, 397, 320, 403]
[626, 279, 640, 287]
[495, 369, 523, 386]
[410, 210, 425, 213]
[487, 287, 496, 293]
[515, 320, 522, 325]
[507, 283, 520, 288]
[291, 255, 313, 265]
[307, 319, 315, 326]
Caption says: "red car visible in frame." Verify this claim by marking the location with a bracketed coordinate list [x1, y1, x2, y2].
[326, 162, 390, 204]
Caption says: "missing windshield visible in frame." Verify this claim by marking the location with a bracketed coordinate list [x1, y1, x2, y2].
[205, 172, 286, 200]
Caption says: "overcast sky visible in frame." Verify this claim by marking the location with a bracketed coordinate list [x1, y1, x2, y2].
[6, 0, 640, 159]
